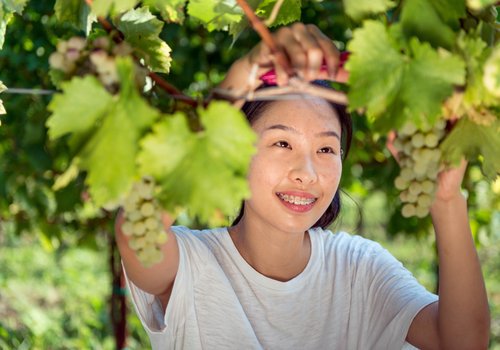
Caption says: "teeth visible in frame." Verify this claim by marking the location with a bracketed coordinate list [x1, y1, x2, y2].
[278, 193, 316, 205]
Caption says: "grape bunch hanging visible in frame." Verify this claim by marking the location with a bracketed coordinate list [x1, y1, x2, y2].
[121, 177, 167, 267]
[393, 120, 447, 218]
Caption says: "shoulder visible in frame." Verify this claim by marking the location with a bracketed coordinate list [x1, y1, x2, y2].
[312, 228, 403, 275]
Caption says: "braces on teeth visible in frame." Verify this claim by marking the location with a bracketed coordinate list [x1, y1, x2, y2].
[278, 193, 316, 205]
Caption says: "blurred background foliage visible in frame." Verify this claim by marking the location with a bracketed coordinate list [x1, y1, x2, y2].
[0, 1, 498, 348]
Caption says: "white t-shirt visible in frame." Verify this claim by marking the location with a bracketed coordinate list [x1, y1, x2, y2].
[125, 226, 438, 350]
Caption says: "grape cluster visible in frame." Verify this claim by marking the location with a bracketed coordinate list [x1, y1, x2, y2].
[121, 177, 167, 267]
[48, 36, 134, 91]
[392, 120, 447, 218]
[49, 37, 87, 74]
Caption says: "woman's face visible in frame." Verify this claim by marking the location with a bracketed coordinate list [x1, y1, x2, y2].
[242, 98, 342, 234]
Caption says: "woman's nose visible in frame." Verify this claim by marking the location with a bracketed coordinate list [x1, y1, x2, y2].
[288, 154, 318, 184]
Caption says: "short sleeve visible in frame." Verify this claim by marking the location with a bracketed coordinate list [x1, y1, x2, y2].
[124, 226, 209, 349]
[356, 241, 438, 349]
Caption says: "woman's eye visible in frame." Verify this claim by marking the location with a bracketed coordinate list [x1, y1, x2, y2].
[274, 141, 290, 149]
[318, 147, 336, 154]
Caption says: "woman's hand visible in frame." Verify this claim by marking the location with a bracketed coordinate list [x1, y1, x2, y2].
[219, 23, 346, 94]
[245, 22, 340, 85]
[432, 158, 467, 205]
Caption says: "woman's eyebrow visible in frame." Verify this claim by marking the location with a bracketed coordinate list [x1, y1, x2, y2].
[264, 124, 340, 140]
[317, 130, 340, 140]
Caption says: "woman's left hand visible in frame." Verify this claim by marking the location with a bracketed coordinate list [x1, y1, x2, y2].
[432, 158, 467, 205]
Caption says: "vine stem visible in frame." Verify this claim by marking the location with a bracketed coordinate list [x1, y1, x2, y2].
[235, 0, 292, 75]
[83, 0, 198, 107]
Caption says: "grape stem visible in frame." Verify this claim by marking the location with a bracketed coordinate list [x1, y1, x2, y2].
[211, 77, 348, 105]
[235, 0, 293, 76]
[83, 0, 198, 107]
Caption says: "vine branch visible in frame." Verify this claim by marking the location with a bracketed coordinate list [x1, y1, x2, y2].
[235, 0, 292, 75]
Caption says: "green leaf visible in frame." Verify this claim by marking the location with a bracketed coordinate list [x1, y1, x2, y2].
[255, 0, 301, 27]
[342, 0, 395, 22]
[54, 0, 95, 34]
[467, 0, 498, 10]
[441, 118, 500, 179]
[116, 7, 172, 73]
[187, 0, 243, 32]
[79, 57, 159, 207]
[47, 76, 113, 140]
[91, 0, 138, 17]
[400, 0, 458, 49]
[0, 5, 12, 49]
[143, 0, 186, 23]
[457, 32, 499, 107]
[347, 21, 465, 131]
[138, 101, 256, 226]
[1, 0, 28, 14]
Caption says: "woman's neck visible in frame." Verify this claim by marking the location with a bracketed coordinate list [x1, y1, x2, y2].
[228, 220, 311, 282]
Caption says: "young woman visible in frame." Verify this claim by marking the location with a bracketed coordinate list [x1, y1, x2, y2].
[116, 23, 490, 349]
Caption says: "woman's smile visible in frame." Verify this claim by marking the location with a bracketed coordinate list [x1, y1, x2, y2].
[276, 191, 318, 212]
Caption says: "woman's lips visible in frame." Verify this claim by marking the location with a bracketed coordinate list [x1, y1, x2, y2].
[276, 192, 317, 213]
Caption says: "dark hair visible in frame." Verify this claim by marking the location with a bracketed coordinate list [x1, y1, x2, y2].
[232, 80, 353, 229]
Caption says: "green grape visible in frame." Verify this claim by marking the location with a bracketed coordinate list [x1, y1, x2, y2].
[49, 52, 65, 70]
[421, 180, 435, 194]
[400, 122, 417, 136]
[400, 168, 415, 181]
[411, 133, 425, 148]
[409, 182, 422, 196]
[122, 177, 167, 267]
[67, 37, 86, 51]
[417, 193, 433, 208]
[127, 209, 142, 222]
[415, 205, 428, 218]
[395, 176, 409, 190]
[424, 133, 439, 148]
[145, 216, 160, 230]
[121, 221, 134, 236]
[140, 202, 155, 216]
[394, 119, 446, 218]
[403, 141, 413, 156]
[402, 203, 416, 218]
[133, 221, 146, 236]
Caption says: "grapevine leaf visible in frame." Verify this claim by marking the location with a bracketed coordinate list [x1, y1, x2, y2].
[79, 57, 159, 207]
[400, 0, 457, 49]
[138, 101, 256, 226]
[187, 0, 243, 32]
[116, 7, 172, 73]
[143, 0, 186, 23]
[441, 118, 500, 179]
[342, 0, 395, 22]
[346, 21, 404, 123]
[255, 0, 301, 27]
[47, 76, 113, 140]
[483, 46, 500, 99]
[137, 111, 193, 178]
[467, 0, 498, 10]
[91, 0, 138, 17]
[431, 0, 466, 29]
[347, 21, 465, 131]
[54, 0, 95, 34]
[457, 32, 499, 107]
[1, 0, 28, 14]
[0, 80, 6, 115]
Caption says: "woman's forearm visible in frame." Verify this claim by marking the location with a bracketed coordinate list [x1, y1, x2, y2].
[431, 194, 490, 348]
